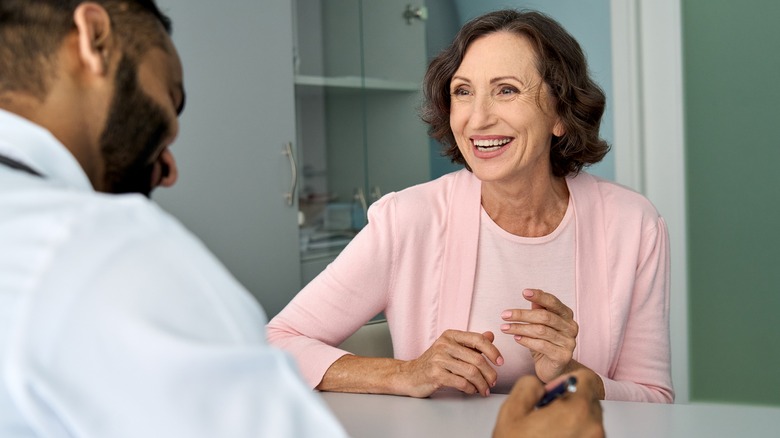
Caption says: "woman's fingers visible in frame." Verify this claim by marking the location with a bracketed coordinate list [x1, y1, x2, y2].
[443, 330, 503, 394]
[504, 324, 576, 352]
[447, 329, 504, 366]
[501, 289, 578, 337]
[524, 289, 572, 317]
[499, 289, 578, 382]
[405, 330, 503, 397]
[514, 336, 574, 372]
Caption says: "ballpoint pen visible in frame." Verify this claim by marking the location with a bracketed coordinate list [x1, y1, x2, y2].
[535, 376, 578, 408]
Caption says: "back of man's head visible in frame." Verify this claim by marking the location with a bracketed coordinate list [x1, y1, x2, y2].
[0, 0, 172, 100]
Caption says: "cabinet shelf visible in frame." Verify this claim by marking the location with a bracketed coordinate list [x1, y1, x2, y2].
[293, 0, 430, 285]
[295, 74, 420, 92]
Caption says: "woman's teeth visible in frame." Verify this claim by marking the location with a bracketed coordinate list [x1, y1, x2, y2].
[474, 138, 511, 151]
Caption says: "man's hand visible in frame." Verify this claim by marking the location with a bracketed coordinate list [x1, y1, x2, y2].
[493, 370, 605, 438]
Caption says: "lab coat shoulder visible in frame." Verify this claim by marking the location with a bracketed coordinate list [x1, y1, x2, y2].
[8, 193, 348, 437]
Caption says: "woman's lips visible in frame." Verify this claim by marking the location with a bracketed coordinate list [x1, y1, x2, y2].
[472, 137, 513, 158]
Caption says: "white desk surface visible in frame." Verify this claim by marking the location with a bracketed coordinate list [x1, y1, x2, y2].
[321, 391, 780, 437]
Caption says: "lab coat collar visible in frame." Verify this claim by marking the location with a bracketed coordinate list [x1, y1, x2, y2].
[0, 108, 94, 192]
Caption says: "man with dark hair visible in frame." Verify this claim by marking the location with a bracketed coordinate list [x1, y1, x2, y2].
[0, 1, 603, 437]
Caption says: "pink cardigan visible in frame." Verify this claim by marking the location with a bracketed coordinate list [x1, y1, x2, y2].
[267, 170, 673, 403]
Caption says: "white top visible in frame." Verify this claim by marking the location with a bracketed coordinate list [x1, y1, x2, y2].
[0, 109, 347, 438]
[468, 201, 575, 393]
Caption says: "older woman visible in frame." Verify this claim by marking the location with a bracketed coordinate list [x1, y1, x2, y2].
[268, 9, 673, 403]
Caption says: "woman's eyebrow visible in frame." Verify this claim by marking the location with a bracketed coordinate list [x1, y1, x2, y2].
[490, 75, 524, 85]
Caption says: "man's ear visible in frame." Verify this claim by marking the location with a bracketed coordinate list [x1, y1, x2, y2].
[73, 3, 115, 76]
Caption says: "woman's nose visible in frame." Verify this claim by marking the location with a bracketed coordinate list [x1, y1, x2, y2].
[469, 94, 497, 128]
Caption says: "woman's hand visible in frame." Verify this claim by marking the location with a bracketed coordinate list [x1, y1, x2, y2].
[500, 289, 579, 383]
[398, 329, 504, 398]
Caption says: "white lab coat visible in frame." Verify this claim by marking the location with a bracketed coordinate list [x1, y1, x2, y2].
[0, 109, 346, 438]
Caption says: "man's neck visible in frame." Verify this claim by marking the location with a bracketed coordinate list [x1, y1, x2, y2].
[0, 91, 102, 190]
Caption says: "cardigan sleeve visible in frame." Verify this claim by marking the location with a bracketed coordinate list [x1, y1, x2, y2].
[601, 216, 674, 403]
[266, 194, 399, 388]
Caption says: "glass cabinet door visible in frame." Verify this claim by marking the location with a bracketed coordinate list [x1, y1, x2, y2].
[293, 0, 429, 285]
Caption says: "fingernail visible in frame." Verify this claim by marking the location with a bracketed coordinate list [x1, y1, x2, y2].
[485, 389, 490, 396]
[523, 289, 534, 298]
[496, 356, 504, 366]
[501, 310, 511, 319]
[514, 335, 523, 341]
[500, 324, 510, 331]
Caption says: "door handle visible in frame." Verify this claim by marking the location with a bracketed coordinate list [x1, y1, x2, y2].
[283, 142, 297, 206]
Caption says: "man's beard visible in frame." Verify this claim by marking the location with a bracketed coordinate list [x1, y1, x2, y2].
[99, 56, 170, 197]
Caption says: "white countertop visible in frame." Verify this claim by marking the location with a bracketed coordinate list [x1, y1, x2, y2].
[321, 391, 780, 437]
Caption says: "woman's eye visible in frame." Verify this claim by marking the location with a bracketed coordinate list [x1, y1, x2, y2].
[494, 86, 520, 101]
[452, 87, 470, 96]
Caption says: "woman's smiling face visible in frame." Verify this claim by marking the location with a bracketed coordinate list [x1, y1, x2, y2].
[449, 31, 564, 185]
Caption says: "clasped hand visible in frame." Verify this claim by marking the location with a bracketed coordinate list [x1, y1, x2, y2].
[499, 288, 579, 383]
[400, 329, 503, 397]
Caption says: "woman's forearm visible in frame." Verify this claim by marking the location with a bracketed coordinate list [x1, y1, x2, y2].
[316, 354, 411, 395]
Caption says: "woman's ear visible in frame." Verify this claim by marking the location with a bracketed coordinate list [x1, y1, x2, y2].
[553, 119, 565, 137]
[72, 3, 115, 76]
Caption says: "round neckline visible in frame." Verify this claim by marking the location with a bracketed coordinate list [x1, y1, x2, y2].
[479, 196, 574, 244]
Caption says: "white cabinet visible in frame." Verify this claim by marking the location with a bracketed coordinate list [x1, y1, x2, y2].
[293, 0, 430, 280]
[154, 0, 301, 318]
[151, 1, 431, 316]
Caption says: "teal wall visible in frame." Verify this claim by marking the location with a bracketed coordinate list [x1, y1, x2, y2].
[683, 0, 780, 405]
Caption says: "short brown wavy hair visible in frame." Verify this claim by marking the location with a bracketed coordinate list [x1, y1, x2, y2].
[421, 9, 610, 177]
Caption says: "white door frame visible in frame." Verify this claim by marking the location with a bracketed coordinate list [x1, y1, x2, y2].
[610, 0, 690, 403]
